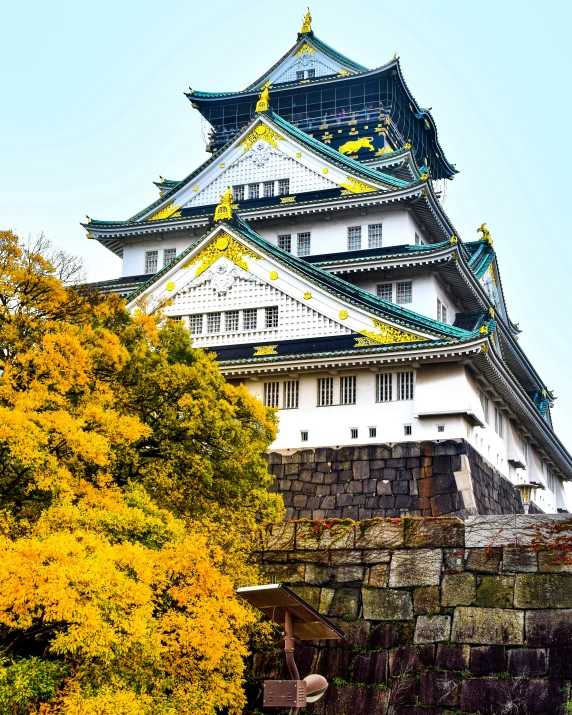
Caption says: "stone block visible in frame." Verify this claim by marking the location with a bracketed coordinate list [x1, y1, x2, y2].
[443, 547, 465, 572]
[414, 615, 451, 643]
[465, 547, 502, 573]
[389, 645, 434, 675]
[369, 564, 388, 587]
[441, 572, 476, 606]
[329, 550, 363, 565]
[318, 684, 390, 715]
[404, 517, 464, 548]
[435, 643, 470, 670]
[413, 586, 440, 615]
[319, 587, 335, 614]
[507, 648, 547, 676]
[290, 586, 321, 610]
[465, 515, 517, 547]
[418, 671, 460, 708]
[328, 588, 360, 618]
[547, 645, 572, 677]
[296, 523, 355, 551]
[502, 548, 538, 573]
[370, 622, 412, 649]
[330, 565, 364, 583]
[461, 678, 569, 715]
[315, 648, 351, 679]
[263, 562, 305, 583]
[525, 609, 572, 646]
[538, 549, 572, 573]
[362, 549, 391, 563]
[362, 588, 413, 621]
[389, 549, 442, 587]
[328, 618, 370, 649]
[388, 674, 418, 705]
[305, 564, 331, 585]
[352, 651, 388, 684]
[476, 575, 515, 608]
[430, 492, 454, 516]
[355, 519, 404, 549]
[352, 460, 370, 480]
[514, 514, 571, 546]
[260, 522, 296, 551]
[515, 574, 572, 608]
[469, 644, 506, 675]
[451, 607, 524, 645]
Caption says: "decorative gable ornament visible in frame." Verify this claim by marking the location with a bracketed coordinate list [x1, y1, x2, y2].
[182, 258, 264, 296]
[183, 230, 261, 277]
[354, 318, 429, 346]
[213, 187, 234, 222]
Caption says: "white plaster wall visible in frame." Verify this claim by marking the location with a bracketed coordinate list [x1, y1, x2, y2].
[122, 237, 193, 277]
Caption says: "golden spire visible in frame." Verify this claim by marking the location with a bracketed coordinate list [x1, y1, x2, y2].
[477, 223, 493, 246]
[301, 7, 312, 33]
[256, 84, 271, 113]
[214, 186, 233, 222]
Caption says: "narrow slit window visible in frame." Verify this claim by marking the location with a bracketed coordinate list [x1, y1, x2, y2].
[369, 426, 377, 438]
[437, 425, 445, 433]
[265, 306, 279, 329]
[404, 424, 412, 436]
[376, 373, 392, 402]
[397, 371, 414, 401]
[442, 304, 448, 323]
[347, 226, 362, 251]
[415, 232, 421, 245]
[300, 430, 309, 442]
[263, 381, 280, 408]
[317, 377, 334, 406]
[437, 298, 442, 322]
[350, 428, 358, 439]
[340, 375, 357, 405]
[163, 248, 176, 266]
[368, 223, 383, 249]
[283, 381, 299, 409]
[144, 250, 158, 274]
[278, 234, 292, 253]
[479, 390, 490, 423]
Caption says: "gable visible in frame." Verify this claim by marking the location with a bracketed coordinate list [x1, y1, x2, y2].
[263, 42, 343, 87]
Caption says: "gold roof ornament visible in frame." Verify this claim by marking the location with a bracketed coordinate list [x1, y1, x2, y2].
[300, 7, 312, 34]
[256, 85, 271, 113]
[214, 186, 234, 222]
[477, 223, 494, 247]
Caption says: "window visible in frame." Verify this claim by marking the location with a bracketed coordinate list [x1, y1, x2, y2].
[265, 306, 279, 329]
[479, 390, 490, 423]
[415, 232, 421, 246]
[243, 309, 257, 331]
[396, 281, 412, 304]
[297, 232, 311, 257]
[340, 375, 356, 405]
[233, 184, 245, 201]
[225, 311, 239, 332]
[442, 304, 448, 324]
[494, 408, 504, 439]
[397, 371, 414, 401]
[350, 428, 358, 439]
[317, 377, 334, 406]
[437, 425, 445, 433]
[404, 424, 412, 436]
[347, 226, 362, 251]
[369, 426, 377, 438]
[376, 373, 392, 402]
[278, 234, 292, 253]
[247, 183, 260, 200]
[437, 298, 446, 322]
[263, 381, 280, 408]
[263, 181, 275, 198]
[377, 283, 393, 302]
[307, 69, 316, 78]
[144, 250, 158, 274]
[163, 248, 176, 266]
[283, 380, 299, 409]
[368, 223, 383, 249]
[278, 178, 290, 195]
[521, 438, 529, 465]
[296, 71, 305, 81]
[189, 314, 203, 335]
[207, 313, 221, 333]
[301, 430, 309, 442]
[544, 465, 556, 492]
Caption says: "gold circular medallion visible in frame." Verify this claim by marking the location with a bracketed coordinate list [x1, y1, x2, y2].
[296, 152, 302, 158]
[303, 291, 312, 300]
[216, 235, 229, 250]
[269, 271, 279, 280]
[166, 281, 175, 291]
[339, 309, 348, 320]
[219, 162, 225, 168]
[323, 168, 329, 174]
[193, 185, 199, 192]
[256, 125, 266, 135]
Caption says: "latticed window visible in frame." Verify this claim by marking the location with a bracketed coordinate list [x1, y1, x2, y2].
[225, 311, 239, 332]
[278, 178, 290, 195]
[265, 306, 279, 329]
[368, 224, 383, 248]
[278, 234, 292, 252]
[144, 250, 158, 274]
[377, 283, 393, 302]
[317, 377, 333, 406]
[397, 371, 414, 401]
[247, 183, 260, 200]
[369, 427, 377, 438]
[301, 430, 309, 442]
[296, 71, 305, 81]
[283, 381, 299, 409]
[263, 181, 275, 197]
[494, 408, 504, 439]
[188, 314, 203, 335]
[163, 248, 176, 266]
[340, 375, 356, 404]
[297, 232, 311, 256]
[415, 232, 421, 245]
[263, 382, 280, 408]
[442, 304, 448, 323]
[376, 373, 392, 402]
[350, 428, 358, 439]
[480, 390, 490, 423]
[396, 281, 412, 304]
[207, 313, 221, 333]
[243, 309, 257, 330]
[347, 226, 362, 251]
[437, 298, 442, 321]
[404, 424, 412, 436]
[307, 69, 316, 78]
[233, 184, 245, 201]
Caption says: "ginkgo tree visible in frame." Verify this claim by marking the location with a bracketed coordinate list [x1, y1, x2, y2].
[0, 230, 282, 715]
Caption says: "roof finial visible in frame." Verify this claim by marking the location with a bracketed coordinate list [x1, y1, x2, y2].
[214, 186, 234, 222]
[477, 223, 493, 246]
[301, 7, 312, 34]
[256, 84, 271, 113]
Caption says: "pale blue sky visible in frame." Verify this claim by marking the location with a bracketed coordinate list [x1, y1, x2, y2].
[2, 0, 572, 450]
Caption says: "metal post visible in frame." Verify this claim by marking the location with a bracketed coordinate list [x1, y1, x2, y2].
[284, 610, 300, 715]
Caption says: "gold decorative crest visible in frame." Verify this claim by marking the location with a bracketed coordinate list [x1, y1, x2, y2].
[147, 201, 181, 221]
[337, 68, 351, 77]
[296, 42, 315, 57]
[214, 186, 234, 221]
[300, 8, 312, 33]
[269, 271, 278, 280]
[303, 291, 312, 300]
[339, 176, 377, 194]
[184, 231, 261, 278]
[166, 282, 175, 291]
[240, 123, 285, 152]
[477, 223, 494, 247]
[254, 345, 278, 356]
[339, 310, 348, 320]
[355, 318, 428, 346]
[256, 85, 271, 113]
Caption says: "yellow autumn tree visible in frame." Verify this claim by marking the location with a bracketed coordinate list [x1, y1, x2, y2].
[0, 231, 282, 714]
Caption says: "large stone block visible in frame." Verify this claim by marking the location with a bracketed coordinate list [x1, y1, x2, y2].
[389, 645, 435, 676]
[476, 575, 515, 608]
[330, 565, 365, 583]
[514, 574, 572, 608]
[290, 586, 321, 610]
[465, 515, 517, 547]
[507, 648, 547, 677]
[461, 677, 569, 715]
[263, 562, 306, 583]
[547, 645, 572, 677]
[418, 671, 461, 708]
[305, 564, 331, 585]
[404, 517, 464, 548]
[414, 615, 451, 643]
[355, 519, 404, 549]
[370, 621, 414, 649]
[362, 549, 392, 564]
[260, 522, 296, 551]
[413, 586, 441, 615]
[389, 549, 442, 587]
[315, 649, 351, 679]
[441, 572, 476, 606]
[388, 674, 418, 705]
[352, 651, 388, 684]
[451, 607, 524, 645]
[369, 564, 388, 587]
[328, 588, 360, 618]
[525, 609, 572, 646]
[538, 549, 572, 573]
[296, 522, 355, 550]
[314, 683, 390, 715]
[465, 547, 502, 573]
[328, 618, 371, 650]
[469, 645, 506, 675]
[435, 643, 470, 670]
[362, 588, 413, 621]
[502, 548, 538, 573]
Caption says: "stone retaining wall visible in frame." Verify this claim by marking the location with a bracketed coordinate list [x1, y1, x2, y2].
[246, 515, 572, 715]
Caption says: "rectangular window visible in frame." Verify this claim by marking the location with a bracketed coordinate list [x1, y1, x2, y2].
[442, 304, 448, 324]
[437, 298, 442, 322]
[283, 380, 299, 409]
[263, 181, 275, 197]
[263, 381, 280, 408]
[377, 283, 393, 302]
[369, 426, 377, 438]
[233, 184, 245, 201]
[301, 430, 309, 442]
[404, 424, 412, 436]
[265, 306, 279, 329]
[278, 234, 292, 253]
[296, 71, 305, 81]
[368, 223, 383, 249]
[247, 183, 260, 200]
[225, 310, 239, 332]
[397, 371, 414, 401]
[188, 314, 203, 335]
[437, 425, 445, 433]
[243, 309, 257, 331]
[415, 232, 421, 246]
[376, 373, 392, 402]
[396, 281, 412, 304]
[479, 390, 490, 423]
[494, 408, 504, 439]
[350, 428, 358, 439]
[207, 313, 221, 333]
[163, 248, 176, 266]
[144, 250, 158, 274]
[307, 69, 316, 79]
[317, 377, 334, 406]
[347, 226, 362, 251]
[340, 375, 357, 405]
[297, 232, 311, 257]
[278, 178, 290, 195]
[521, 438, 529, 465]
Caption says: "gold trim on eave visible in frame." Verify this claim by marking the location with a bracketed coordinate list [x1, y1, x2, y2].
[147, 201, 181, 221]
[354, 318, 429, 346]
[183, 230, 261, 278]
[339, 176, 376, 194]
[254, 345, 278, 356]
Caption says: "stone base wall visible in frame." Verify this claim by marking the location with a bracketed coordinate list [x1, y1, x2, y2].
[246, 515, 572, 715]
[265, 439, 529, 520]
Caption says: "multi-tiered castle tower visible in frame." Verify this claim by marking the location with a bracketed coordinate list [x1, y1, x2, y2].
[84, 11, 570, 516]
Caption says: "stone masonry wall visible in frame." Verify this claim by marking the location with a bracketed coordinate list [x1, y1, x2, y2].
[266, 439, 526, 521]
[246, 515, 572, 715]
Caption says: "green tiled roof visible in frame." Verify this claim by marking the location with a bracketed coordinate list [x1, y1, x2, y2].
[464, 240, 495, 279]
